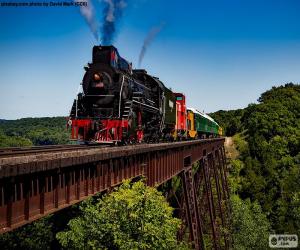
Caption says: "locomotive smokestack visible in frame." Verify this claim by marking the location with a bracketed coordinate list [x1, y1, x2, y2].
[101, 0, 127, 45]
[74, 0, 99, 41]
[138, 22, 165, 67]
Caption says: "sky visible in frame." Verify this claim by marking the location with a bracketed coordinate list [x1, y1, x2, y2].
[0, 0, 299, 119]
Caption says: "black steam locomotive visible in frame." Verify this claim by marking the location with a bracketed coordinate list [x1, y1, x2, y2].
[69, 45, 176, 144]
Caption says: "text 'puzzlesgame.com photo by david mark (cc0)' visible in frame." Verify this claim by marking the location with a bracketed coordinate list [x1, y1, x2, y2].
[0, 1, 87, 7]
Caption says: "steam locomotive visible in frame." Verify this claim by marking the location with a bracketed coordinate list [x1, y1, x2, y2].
[68, 45, 222, 144]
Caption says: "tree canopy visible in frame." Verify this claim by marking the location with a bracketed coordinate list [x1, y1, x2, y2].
[0, 117, 69, 147]
[230, 195, 270, 250]
[209, 109, 244, 136]
[56, 180, 189, 250]
[0, 216, 54, 250]
[212, 83, 300, 236]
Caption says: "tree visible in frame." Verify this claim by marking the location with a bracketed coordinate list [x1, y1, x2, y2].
[209, 109, 245, 136]
[0, 117, 70, 146]
[0, 129, 32, 147]
[214, 83, 300, 234]
[231, 195, 270, 250]
[0, 216, 54, 250]
[56, 180, 189, 250]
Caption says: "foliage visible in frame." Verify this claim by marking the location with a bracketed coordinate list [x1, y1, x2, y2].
[0, 117, 69, 146]
[239, 83, 300, 233]
[56, 180, 189, 250]
[0, 216, 54, 250]
[0, 203, 84, 250]
[230, 195, 271, 250]
[0, 129, 32, 147]
[228, 159, 244, 194]
[232, 133, 249, 157]
[209, 109, 245, 136]
[216, 83, 300, 236]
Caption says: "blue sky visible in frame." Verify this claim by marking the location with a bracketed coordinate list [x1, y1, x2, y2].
[0, 0, 299, 119]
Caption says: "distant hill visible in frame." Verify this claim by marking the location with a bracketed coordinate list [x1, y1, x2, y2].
[0, 117, 69, 147]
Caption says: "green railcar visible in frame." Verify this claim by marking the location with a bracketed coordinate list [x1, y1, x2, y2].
[189, 108, 220, 136]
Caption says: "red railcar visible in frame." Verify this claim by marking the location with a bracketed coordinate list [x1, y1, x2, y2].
[174, 93, 187, 139]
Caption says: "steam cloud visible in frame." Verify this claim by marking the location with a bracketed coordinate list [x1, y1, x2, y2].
[138, 23, 165, 67]
[75, 0, 99, 41]
[101, 0, 127, 45]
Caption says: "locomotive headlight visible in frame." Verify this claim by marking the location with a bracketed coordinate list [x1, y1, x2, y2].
[93, 73, 105, 88]
[91, 71, 112, 90]
[94, 73, 103, 82]
[94, 73, 100, 81]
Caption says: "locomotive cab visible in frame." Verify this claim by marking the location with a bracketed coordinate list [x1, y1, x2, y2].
[92, 45, 131, 72]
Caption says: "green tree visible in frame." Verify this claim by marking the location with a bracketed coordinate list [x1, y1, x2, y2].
[0, 216, 54, 250]
[240, 84, 300, 232]
[217, 84, 300, 244]
[210, 109, 245, 136]
[0, 129, 32, 147]
[57, 180, 189, 250]
[231, 195, 271, 250]
[217, 83, 300, 235]
[0, 117, 70, 146]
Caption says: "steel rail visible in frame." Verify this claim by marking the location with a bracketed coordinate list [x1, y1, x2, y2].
[0, 138, 224, 158]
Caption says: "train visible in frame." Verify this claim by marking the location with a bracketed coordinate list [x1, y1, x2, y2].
[67, 45, 222, 144]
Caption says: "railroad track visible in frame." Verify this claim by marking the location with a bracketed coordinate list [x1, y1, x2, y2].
[0, 138, 224, 158]
[0, 144, 109, 158]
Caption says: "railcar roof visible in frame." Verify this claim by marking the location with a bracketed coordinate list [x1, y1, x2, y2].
[187, 107, 219, 126]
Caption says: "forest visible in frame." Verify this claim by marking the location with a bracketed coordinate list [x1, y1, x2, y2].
[0, 83, 299, 249]
[0, 117, 69, 147]
[211, 83, 300, 239]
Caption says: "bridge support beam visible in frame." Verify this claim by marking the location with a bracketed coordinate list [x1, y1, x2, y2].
[203, 156, 219, 249]
[183, 148, 230, 250]
[180, 156, 205, 250]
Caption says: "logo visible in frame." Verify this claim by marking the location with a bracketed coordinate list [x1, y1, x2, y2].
[269, 234, 298, 248]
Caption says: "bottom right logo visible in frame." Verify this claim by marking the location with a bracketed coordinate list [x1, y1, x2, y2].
[269, 234, 298, 248]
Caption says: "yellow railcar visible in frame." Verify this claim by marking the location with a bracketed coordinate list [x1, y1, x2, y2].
[187, 109, 197, 138]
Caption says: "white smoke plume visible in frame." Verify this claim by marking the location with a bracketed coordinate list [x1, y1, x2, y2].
[74, 0, 99, 41]
[138, 22, 165, 67]
[101, 0, 127, 45]
[104, 0, 115, 22]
